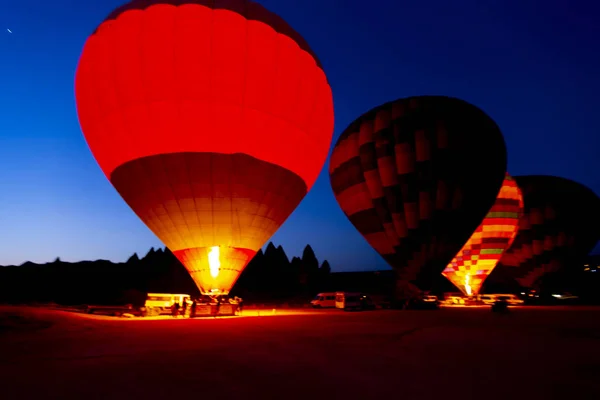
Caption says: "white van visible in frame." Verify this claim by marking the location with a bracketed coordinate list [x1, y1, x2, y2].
[335, 292, 362, 311]
[144, 293, 191, 316]
[311, 292, 337, 308]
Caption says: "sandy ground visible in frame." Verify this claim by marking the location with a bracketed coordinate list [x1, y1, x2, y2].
[1, 306, 600, 400]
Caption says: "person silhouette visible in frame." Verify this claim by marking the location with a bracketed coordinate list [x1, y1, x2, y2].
[181, 298, 188, 317]
[171, 300, 179, 318]
[190, 299, 197, 318]
[214, 297, 221, 319]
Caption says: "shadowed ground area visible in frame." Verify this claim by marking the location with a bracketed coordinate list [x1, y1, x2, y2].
[1, 306, 600, 400]
[0, 310, 54, 333]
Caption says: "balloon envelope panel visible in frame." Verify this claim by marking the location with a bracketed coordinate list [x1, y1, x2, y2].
[329, 96, 507, 291]
[495, 175, 600, 289]
[442, 173, 523, 296]
[75, 0, 334, 295]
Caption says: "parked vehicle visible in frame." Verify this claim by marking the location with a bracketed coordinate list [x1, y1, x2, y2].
[442, 292, 466, 305]
[479, 294, 524, 305]
[143, 293, 191, 316]
[359, 295, 376, 310]
[369, 295, 392, 309]
[335, 292, 364, 311]
[311, 293, 337, 308]
[406, 295, 440, 310]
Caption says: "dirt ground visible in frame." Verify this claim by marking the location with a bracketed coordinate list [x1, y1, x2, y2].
[1, 305, 600, 400]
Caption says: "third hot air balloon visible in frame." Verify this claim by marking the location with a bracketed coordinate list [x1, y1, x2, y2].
[442, 173, 523, 296]
[493, 175, 600, 290]
[75, 0, 334, 296]
[329, 96, 507, 299]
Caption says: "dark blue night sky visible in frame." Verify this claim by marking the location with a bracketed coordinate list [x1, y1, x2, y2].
[1, 0, 599, 270]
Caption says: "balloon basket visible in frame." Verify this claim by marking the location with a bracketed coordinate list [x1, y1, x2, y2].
[192, 304, 238, 317]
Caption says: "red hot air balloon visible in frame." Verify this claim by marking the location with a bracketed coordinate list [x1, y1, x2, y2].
[75, 0, 334, 296]
[493, 176, 600, 290]
[442, 173, 523, 296]
[329, 96, 507, 298]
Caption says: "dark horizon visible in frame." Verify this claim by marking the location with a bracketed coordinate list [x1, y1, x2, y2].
[3, 241, 598, 270]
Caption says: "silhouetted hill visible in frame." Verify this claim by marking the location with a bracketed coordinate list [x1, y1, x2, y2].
[0, 243, 335, 306]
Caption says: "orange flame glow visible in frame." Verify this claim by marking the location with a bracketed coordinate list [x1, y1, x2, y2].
[464, 274, 472, 296]
[208, 246, 221, 278]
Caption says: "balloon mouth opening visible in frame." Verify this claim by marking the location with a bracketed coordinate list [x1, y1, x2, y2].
[173, 246, 257, 296]
[204, 288, 229, 296]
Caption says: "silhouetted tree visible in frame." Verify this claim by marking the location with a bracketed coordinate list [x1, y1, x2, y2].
[234, 249, 264, 297]
[302, 245, 320, 293]
[316, 260, 332, 292]
[302, 245, 319, 271]
[263, 242, 280, 288]
[120, 289, 146, 307]
[292, 256, 305, 284]
[320, 260, 331, 274]
[276, 245, 290, 264]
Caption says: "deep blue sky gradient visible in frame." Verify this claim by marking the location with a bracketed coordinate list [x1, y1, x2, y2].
[1, 0, 599, 270]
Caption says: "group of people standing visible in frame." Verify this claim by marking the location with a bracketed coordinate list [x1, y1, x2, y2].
[170, 297, 197, 318]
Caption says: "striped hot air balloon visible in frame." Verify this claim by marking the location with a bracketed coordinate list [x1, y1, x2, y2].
[442, 173, 524, 296]
[75, 0, 334, 295]
[493, 176, 600, 289]
[329, 96, 507, 297]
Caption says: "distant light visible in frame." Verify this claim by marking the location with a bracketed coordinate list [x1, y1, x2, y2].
[552, 294, 561, 298]
[520, 292, 526, 295]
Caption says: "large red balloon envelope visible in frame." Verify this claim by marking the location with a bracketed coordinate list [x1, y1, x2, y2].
[75, 0, 334, 295]
[493, 175, 600, 289]
[329, 96, 507, 295]
[442, 173, 524, 296]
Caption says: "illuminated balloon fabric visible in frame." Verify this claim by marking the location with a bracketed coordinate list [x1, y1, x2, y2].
[442, 173, 523, 296]
[75, 0, 334, 295]
[329, 96, 507, 290]
[495, 176, 600, 289]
